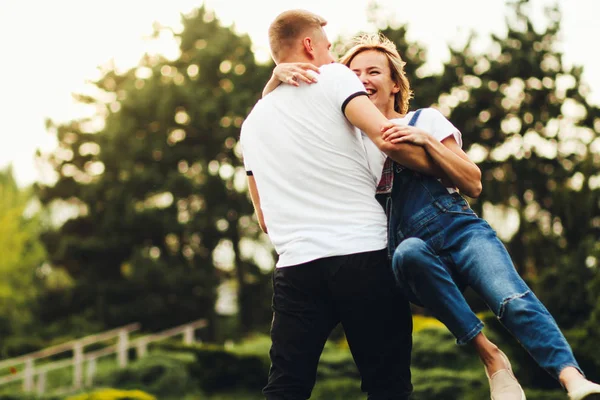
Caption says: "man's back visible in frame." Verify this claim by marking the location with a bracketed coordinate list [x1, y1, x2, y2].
[241, 63, 386, 267]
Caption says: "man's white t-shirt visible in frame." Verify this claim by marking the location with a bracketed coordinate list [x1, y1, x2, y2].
[362, 108, 462, 193]
[240, 63, 387, 268]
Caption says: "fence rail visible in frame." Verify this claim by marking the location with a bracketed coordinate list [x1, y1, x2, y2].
[0, 323, 140, 371]
[0, 318, 208, 395]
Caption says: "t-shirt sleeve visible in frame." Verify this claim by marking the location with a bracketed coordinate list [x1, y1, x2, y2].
[423, 108, 463, 148]
[240, 127, 253, 175]
[319, 63, 368, 114]
[244, 159, 253, 176]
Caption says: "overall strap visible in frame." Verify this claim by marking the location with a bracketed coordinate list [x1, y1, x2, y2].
[408, 108, 423, 127]
[391, 108, 423, 172]
[381, 108, 425, 258]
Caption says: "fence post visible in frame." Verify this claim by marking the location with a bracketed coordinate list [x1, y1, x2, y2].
[22, 358, 34, 392]
[85, 358, 97, 387]
[183, 326, 194, 345]
[36, 370, 47, 395]
[73, 342, 84, 389]
[117, 329, 129, 368]
[136, 338, 148, 359]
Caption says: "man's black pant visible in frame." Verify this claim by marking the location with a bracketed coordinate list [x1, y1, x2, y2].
[263, 249, 413, 400]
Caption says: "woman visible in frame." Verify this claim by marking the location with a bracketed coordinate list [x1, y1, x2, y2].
[263, 33, 600, 400]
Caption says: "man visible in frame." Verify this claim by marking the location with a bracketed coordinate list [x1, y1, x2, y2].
[240, 9, 443, 400]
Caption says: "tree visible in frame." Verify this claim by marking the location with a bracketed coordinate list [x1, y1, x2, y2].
[0, 167, 45, 340]
[426, 0, 600, 387]
[35, 7, 273, 337]
[367, 0, 599, 387]
[431, 0, 600, 330]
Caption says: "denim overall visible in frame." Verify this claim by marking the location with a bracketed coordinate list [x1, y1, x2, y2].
[381, 109, 581, 380]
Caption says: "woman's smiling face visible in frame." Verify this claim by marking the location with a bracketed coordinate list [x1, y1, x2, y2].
[349, 49, 399, 114]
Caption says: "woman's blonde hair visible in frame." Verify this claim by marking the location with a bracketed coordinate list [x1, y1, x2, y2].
[339, 33, 413, 114]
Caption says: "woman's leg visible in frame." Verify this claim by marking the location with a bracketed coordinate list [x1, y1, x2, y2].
[446, 222, 583, 382]
[472, 332, 527, 399]
[392, 237, 513, 372]
[392, 237, 525, 399]
[392, 237, 483, 345]
[471, 332, 505, 374]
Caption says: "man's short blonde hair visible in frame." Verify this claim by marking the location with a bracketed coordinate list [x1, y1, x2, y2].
[339, 33, 413, 114]
[268, 9, 327, 62]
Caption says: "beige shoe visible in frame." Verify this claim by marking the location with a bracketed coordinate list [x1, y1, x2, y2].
[485, 351, 526, 400]
[568, 380, 600, 400]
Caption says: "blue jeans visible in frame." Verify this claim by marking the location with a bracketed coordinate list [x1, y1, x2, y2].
[383, 167, 582, 381]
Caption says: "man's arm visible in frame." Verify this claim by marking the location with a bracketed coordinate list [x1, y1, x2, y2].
[247, 175, 267, 233]
[343, 95, 447, 178]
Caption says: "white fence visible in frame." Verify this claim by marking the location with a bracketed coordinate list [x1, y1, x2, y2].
[0, 319, 208, 396]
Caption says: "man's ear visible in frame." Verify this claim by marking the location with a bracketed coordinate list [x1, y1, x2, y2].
[302, 37, 314, 58]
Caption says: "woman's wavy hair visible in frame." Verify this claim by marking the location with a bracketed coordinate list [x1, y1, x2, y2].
[339, 33, 413, 114]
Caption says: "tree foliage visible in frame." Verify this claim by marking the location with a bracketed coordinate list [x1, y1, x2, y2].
[0, 167, 45, 338]
[32, 1, 598, 365]
[365, 0, 599, 384]
[35, 7, 273, 336]
[431, 0, 599, 329]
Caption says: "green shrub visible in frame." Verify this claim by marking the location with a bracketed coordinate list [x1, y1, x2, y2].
[565, 326, 600, 383]
[190, 345, 267, 392]
[0, 335, 46, 358]
[0, 395, 60, 400]
[311, 377, 362, 399]
[66, 388, 156, 400]
[200, 391, 264, 400]
[97, 355, 191, 397]
[223, 334, 271, 358]
[411, 367, 486, 400]
[316, 358, 359, 380]
[411, 328, 480, 370]
[157, 342, 268, 393]
[523, 389, 565, 400]
[316, 350, 359, 380]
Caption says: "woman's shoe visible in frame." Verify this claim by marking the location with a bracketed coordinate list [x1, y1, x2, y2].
[568, 380, 600, 400]
[485, 350, 526, 400]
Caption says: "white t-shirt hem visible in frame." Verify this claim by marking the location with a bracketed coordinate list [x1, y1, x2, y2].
[276, 242, 387, 268]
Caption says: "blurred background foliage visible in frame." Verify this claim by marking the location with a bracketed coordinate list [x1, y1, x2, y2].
[1, 0, 599, 398]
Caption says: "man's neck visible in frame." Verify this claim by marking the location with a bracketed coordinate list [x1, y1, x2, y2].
[279, 54, 318, 66]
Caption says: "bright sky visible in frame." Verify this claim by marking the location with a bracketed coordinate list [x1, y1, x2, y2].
[1, 0, 599, 187]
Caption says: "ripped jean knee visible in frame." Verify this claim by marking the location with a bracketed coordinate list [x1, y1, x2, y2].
[491, 289, 581, 381]
[497, 290, 531, 320]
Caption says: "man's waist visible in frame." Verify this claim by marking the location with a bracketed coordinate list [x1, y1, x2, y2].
[267, 218, 387, 240]
[274, 238, 387, 268]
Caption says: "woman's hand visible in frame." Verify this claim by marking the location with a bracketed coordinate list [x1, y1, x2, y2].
[381, 125, 432, 147]
[273, 63, 320, 87]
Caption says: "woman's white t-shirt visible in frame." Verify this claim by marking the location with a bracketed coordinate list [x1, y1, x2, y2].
[361, 108, 462, 192]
